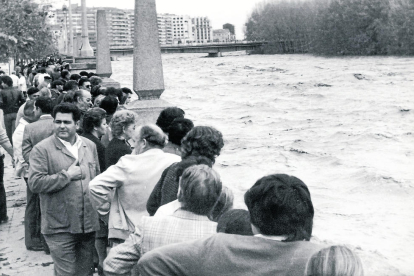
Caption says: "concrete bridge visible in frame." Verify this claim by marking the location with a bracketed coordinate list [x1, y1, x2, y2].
[94, 41, 267, 57]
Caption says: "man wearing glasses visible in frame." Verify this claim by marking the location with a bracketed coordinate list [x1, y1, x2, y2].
[79, 78, 92, 92]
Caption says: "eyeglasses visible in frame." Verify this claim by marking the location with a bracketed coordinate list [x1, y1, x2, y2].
[85, 85, 91, 88]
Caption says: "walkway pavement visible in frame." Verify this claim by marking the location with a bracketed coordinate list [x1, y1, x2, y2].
[0, 154, 53, 276]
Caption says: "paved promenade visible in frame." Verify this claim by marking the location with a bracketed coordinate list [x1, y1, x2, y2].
[0, 154, 53, 276]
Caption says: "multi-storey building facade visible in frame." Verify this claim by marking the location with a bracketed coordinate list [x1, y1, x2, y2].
[54, 4, 132, 48]
[192, 17, 213, 43]
[53, 6, 213, 47]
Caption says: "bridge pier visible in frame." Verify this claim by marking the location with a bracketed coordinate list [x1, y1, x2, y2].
[208, 52, 222, 57]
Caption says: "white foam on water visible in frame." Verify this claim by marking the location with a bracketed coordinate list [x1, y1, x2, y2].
[112, 53, 414, 275]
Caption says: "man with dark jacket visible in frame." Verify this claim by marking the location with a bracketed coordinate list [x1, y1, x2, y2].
[0, 75, 25, 144]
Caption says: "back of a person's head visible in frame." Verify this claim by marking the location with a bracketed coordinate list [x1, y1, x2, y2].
[39, 68, 46, 74]
[39, 87, 51, 98]
[104, 87, 123, 102]
[156, 107, 185, 133]
[89, 76, 102, 86]
[168, 118, 194, 146]
[35, 96, 54, 114]
[99, 96, 118, 116]
[83, 107, 106, 133]
[53, 103, 81, 121]
[70, 74, 81, 82]
[63, 80, 79, 92]
[79, 71, 89, 77]
[62, 91, 75, 103]
[181, 126, 224, 163]
[138, 124, 167, 148]
[217, 209, 254, 236]
[306, 246, 364, 276]
[178, 165, 222, 215]
[23, 100, 36, 118]
[51, 80, 63, 89]
[208, 186, 234, 222]
[244, 174, 314, 241]
[61, 70, 70, 79]
[0, 75, 13, 87]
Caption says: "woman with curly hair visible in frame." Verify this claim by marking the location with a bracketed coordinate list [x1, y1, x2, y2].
[147, 126, 224, 216]
[105, 110, 137, 168]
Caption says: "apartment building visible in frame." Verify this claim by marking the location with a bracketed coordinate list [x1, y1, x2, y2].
[192, 17, 213, 43]
[54, 4, 132, 47]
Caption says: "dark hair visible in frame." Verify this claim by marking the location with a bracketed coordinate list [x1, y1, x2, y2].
[104, 87, 123, 102]
[89, 76, 102, 86]
[156, 107, 185, 133]
[168, 118, 194, 145]
[217, 209, 254, 236]
[179, 165, 222, 215]
[208, 186, 234, 222]
[51, 80, 63, 88]
[44, 76, 52, 81]
[39, 68, 46, 74]
[0, 70, 5, 75]
[79, 71, 89, 77]
[119, 87, 133, 105]
[63, 80, 79, 92]
[62, 92, 75, 103]
[35, 96, 54, 114]
[78, 78, 90, 87]
[244, 174, 314, 241]
[70, 74, 81, 82]
[181, 126, 224, 163]
[99, 96, 118, 115]
[0, 75, 13, 87]
[139, 125, 167, 148]
[53, 103, 82, 122]
[82, 107, 107, 133]
[61, 70, 70, 79]
[27, 87, 40, 96]
[121, 87, 133, 94]
[88, 72, 96, 78]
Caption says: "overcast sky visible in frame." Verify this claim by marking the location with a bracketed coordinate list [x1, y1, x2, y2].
[53, 0, 266, 39]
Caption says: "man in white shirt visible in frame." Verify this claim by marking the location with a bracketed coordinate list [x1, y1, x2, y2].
[28, 103, 100, 275]
[10, 71, 19, 88]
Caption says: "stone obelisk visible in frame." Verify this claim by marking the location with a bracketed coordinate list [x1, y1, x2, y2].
[80, 0, 94, 57]
[96, 10, 120, 88]
[127, 0, 172, 124]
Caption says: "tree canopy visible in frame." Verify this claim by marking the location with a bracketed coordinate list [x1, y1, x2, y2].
[245, 0, 414, 55]
[0, 0, 57, 62]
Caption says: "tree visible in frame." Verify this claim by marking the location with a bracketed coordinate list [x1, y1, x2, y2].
[0, 0, 57, 62]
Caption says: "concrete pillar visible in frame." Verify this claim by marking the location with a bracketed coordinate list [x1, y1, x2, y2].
[68, 0, 73, 56]
[74, 34, 82, 57]
[80, 0, 94, 57]
[133, 0, 164, 100]
[127, 0, 172, 125]
[96, 10, 112, 78]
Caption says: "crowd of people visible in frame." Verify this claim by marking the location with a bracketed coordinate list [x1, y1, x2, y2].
[0, 56, 364, 276]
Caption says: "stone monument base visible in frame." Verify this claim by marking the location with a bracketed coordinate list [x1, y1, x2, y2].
[100, 78, 120, 89]
[127, 99, 173, 125]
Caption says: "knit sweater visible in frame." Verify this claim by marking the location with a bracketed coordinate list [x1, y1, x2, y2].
[146, 162, 180, 216]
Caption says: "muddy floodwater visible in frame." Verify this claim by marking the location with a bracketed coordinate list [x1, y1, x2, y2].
[112, 52, 414, 275]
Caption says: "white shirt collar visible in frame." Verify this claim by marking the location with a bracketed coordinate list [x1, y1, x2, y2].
[254, 234, 288, 241]
[57, 134, 82, 159]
